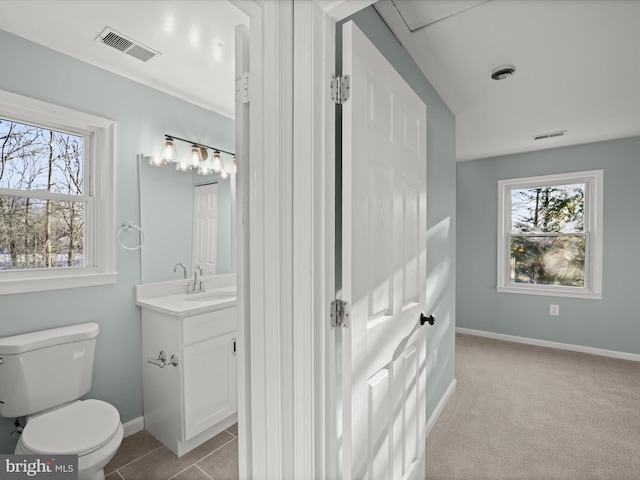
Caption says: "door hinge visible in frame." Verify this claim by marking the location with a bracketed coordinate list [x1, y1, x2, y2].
[236, 73, 250, 104]
[331, 74, 350, 104]
[330, 299, 351, 328]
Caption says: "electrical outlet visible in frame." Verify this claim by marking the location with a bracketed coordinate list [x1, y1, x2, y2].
[549, 304, 560, 316]
[433, 348, 438, 369]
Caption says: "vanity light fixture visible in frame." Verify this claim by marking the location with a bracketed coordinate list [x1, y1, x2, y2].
[151, 134, 235, 177]
[196, 162, 210, 176]
[175, 157, 191, 172]
[188, 145, 207, 168]
[159, 137, 177, 164]
[211, 150, 222, 172]
[148, 155, 167, 167]
[217, 153, 227, 176]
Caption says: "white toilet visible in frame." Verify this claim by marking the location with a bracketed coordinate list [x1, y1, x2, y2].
[0, 323, 124, 480]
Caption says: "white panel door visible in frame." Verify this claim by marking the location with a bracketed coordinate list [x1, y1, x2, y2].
[192, 183, 218, 275]
[341, 21, 428, 480]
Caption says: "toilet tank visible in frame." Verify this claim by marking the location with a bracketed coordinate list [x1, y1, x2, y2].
[0, 323, 99, 418]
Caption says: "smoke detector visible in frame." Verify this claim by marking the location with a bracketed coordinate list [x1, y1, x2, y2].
[491, 64, 516, 80]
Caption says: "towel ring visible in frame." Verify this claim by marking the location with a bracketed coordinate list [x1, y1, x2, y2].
[117, 222, 145, 251]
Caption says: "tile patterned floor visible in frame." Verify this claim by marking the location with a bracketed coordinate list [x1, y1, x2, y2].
[105, 424, 239, 480]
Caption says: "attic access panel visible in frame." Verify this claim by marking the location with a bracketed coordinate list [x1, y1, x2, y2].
[390, 0, 488, 32]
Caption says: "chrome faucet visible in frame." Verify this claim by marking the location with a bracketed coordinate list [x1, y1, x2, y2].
[190, 264, 205, 293]
[173, 262, 187, 279]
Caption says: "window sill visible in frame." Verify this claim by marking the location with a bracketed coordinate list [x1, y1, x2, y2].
[497, 285, 601, 300]
[0, 271, 117, 295]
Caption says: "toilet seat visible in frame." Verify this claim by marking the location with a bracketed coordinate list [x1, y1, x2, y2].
[21, 399, 121, 456]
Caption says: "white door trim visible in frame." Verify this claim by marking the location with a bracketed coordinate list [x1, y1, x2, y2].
[293, 2, 337, 478]
[235, 0, 373, 478]
[233, 1, 294, 478]
[290, 1, 376, 478]
[233, 15, 251, 480]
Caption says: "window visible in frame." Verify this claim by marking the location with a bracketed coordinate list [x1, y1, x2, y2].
[0, 90, 115, 294]
[497, 170, 603, 299]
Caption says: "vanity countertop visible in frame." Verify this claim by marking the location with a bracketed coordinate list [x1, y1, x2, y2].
[135, 273, 236, 316]
[136, 288, 236, 316]
[136, 274, 237, 317]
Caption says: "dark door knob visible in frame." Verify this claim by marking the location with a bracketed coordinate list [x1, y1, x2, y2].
[420, 313, 435, 326]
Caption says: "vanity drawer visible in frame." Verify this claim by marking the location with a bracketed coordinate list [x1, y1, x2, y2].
[182, 308, 236, 345]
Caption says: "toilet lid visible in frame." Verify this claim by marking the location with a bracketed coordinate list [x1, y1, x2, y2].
[21, 399, 121, 456]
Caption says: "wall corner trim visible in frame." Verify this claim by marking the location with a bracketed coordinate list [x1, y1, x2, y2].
[456, 328, 640, 362]
[425, 378, 457, 438]
[123, 416, 145, 438]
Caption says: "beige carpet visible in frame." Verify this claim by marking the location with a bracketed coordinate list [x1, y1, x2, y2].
[426, 333, 640, 480]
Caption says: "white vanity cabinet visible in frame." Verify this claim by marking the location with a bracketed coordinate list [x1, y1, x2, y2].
[140, 305, 237, 457]
[182, 310, 237, 440]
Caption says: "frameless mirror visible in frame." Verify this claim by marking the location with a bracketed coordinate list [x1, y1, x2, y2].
[138, 156, 236, 284]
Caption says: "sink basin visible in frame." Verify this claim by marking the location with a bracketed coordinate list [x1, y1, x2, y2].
[184, 291, 235, 302]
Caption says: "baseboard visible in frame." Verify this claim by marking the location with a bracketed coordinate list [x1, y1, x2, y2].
[425, 378, 457, 438]
[456, 327, 640, 362]
[123, 416, 144, 437]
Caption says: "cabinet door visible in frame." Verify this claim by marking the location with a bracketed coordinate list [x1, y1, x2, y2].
[183, 333, 237, 440]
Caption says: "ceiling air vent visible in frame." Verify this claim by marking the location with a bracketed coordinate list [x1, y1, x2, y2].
[533, 130, 567, 141]
[96, 27, 160, 62]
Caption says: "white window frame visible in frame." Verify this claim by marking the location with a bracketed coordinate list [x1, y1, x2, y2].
[497, 169, 603, 299]
[0, 90, 116, 295]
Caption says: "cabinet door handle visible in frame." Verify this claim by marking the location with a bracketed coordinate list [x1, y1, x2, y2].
[232, 337, 237, 356]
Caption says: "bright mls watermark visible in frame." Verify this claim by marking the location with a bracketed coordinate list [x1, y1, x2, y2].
[0, 455, 77, 479]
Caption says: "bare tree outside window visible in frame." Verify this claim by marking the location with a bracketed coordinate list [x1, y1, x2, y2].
[0, 118, 85, 270]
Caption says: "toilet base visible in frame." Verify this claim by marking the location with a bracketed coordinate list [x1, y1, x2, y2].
[16, 422, 124, 480]
[86, 471, 105, 480]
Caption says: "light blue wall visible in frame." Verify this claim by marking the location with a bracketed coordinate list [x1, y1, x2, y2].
[457, 137, 640, 354]
[342, 7, 457, 421]
[0, 29, 234, 452]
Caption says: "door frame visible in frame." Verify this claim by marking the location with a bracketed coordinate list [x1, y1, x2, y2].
[294, 4, 376, 479]
[234, 1, 375, 478]
[232, 1, 294, 478]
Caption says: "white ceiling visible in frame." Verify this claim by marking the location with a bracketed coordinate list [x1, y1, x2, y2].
[1, 1, 639, 161]
[376, 0, 640, 160]
[0, 1, 248, 119]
